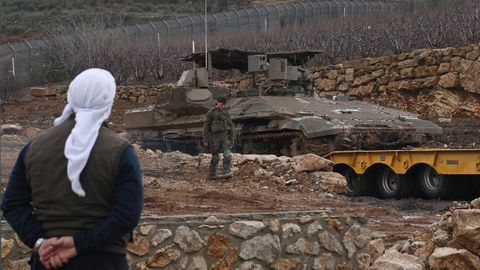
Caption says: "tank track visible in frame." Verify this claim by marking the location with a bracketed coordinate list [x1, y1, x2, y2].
[237, 129, 433, 157]
[238, 131, 336, 156]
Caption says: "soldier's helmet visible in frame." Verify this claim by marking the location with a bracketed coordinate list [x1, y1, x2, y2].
[217, 96, 227, 104]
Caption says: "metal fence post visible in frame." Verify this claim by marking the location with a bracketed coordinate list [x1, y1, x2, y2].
[310, 2, 316, 19]
[136, 24, 144, 35]
[149, 22, 159, 46]
[25, 41, 33, 85]
[233, 10, 241, 32]
[244, 8, 250, 31]
[263, 6, 270, 31]
[300, 2, 311, 21]
[281, 4, 289, 27]
[211, 14, 218, 34]
[291, 3, 298, 26]
[163, 20, 171, 42]
[253, 7, 261, 31]
[43, 38, 51, 83]
[222, 11, 230, 32]
[272, 5, 280, 28]
[175, 18, 183, 39]
[186, 16, 195, 41]
[149, 22, 156, 33]
[7, 43, 16, 88]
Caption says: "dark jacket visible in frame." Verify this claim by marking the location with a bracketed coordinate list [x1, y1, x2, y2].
[2, 117, 143, 254]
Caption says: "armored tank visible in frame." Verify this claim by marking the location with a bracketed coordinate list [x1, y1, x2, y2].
[124, 49, 442, 156]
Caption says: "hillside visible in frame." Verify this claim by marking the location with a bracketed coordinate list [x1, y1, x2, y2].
[0, 0, 259, 43]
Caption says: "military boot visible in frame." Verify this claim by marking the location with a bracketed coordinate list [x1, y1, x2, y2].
[221, 171, 232, 178]
[208, 153, 220, 179]
[208, 171, 217, 179]
[221, 151, 233, 178]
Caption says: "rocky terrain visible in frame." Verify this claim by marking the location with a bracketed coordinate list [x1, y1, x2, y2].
[0, 128, 456, 247]
[370, 199, 480, 269]
[3, 129, 478, 269]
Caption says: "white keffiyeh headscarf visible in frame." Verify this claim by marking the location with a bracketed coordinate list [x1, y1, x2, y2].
[54, 68, 116, 197]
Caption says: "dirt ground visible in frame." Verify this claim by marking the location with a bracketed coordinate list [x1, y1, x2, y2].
[1, 93, 478, 247]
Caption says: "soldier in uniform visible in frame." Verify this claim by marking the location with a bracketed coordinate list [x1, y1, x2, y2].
[203, 96, 235, 179]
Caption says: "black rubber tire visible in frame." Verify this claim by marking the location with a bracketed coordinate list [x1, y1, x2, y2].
[472, 177, 480, 198]
[452, 176, 476, 200]
[418, 166, 454, 199]
[376, 167, 413, 199]
[343, 167, 369, 197]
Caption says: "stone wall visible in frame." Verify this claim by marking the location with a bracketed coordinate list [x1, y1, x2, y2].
[311, 44, 480, 118]
[28, 44, 480, 118]
[27, 44, 480, 117]
[2, 211, 373, 270]
[116, 84, 174, 104]
[29, 84, 174, 105]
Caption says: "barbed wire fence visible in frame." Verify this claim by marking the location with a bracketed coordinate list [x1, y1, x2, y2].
[0, 0, 462, 97]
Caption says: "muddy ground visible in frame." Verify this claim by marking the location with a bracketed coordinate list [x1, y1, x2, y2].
[1, 93, 479, 247]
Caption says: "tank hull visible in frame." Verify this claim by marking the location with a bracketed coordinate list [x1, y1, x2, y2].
[125, 95, 442, 156]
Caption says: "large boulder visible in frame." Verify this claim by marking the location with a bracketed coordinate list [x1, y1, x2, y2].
[417, 89, 461, 118]
[432, 229, 450, 247]
[342, 224, 372, 258]
[310, 171, 347, 194]
[315, 79, 337, 91]
[369, 239, 386, 262]
[370, 250, 425, 270]
[229, 221, 266, 239]
[470, 198, 480, 209]
[414, 242, 434, 264]
[460, 59, 480, 94]
[437, 72, 460, 89]
[292, 154, 333, 172]
[438, 211, 454, 231]
[428, 247, 480, 270]
[239, 234, 281, 263]
[30, 86, 57, 97]
[452, 209, 480, 256]
[234, 154, 290, 165]
[173, 225, 204, 253]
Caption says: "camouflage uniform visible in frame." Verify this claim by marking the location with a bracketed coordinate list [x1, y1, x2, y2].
[203, 107, 234, 178]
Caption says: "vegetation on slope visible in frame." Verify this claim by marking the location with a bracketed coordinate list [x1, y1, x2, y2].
[40, 3, 480, 85]
[0, 0, 252, 43]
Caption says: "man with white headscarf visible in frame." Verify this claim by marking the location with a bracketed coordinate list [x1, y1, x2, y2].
[2, 68, 143, 270]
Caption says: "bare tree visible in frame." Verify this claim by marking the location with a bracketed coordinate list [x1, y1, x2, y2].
[44, 2, 480, 86]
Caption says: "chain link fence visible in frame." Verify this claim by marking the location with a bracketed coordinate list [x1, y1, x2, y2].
[0, 0, 455, 96]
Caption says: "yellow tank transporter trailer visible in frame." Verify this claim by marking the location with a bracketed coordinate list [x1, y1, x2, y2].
[328, 149, 480, 199]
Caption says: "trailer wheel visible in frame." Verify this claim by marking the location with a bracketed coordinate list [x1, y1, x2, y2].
[343, 167, 369, 197]
[376, 167, 412, 199]
[419, 166, 453, 199]
[472, 177, 480, 198]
